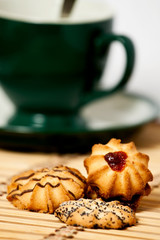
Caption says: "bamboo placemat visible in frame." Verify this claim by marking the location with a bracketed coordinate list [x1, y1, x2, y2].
[0, 122, 160, 240]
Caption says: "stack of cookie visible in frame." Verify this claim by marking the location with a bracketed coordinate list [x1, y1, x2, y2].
[7, 138, 153, 229]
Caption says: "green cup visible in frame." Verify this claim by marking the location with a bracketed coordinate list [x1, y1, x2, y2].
[0, 0, 135, 131]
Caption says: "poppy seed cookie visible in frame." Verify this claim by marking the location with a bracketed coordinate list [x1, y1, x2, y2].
[54, 198, 136, 229]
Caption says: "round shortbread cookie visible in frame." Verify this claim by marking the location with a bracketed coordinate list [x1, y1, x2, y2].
[7, 165, 86, 213]
[84, 138, 153, 202]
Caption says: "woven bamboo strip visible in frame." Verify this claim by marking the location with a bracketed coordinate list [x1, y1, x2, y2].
[0, 230, 43, 240]
[0, 218, 160, 240]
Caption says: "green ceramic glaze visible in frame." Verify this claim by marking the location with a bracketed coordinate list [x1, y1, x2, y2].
[0, 0, 136, 137]
[0, 17, 135, 112]
[0, 92, 158, 152]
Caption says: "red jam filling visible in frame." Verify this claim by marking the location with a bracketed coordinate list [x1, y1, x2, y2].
[104, 151, 127, 172]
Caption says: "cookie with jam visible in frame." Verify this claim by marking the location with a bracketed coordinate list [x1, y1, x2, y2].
[84, 138, 153, 209]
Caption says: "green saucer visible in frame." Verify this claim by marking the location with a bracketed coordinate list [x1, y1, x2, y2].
[0, 92, 158, 152]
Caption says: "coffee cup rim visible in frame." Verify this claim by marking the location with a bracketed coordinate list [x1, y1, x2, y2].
[0, 0, 114, 25]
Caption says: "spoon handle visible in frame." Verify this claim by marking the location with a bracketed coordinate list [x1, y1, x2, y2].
[61, 0, 76, 17]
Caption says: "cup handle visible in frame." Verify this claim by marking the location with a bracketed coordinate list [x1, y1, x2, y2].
[80, 34, 135, 106]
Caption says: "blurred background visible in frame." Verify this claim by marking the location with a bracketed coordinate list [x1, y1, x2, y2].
[101, 0, 160, 119]
[0, 0, 160, 118]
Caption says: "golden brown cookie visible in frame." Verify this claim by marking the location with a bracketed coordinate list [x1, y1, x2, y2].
[84, 138, 153, 204]
[55, 198, 136, 229]
[7, 165, 86, 213]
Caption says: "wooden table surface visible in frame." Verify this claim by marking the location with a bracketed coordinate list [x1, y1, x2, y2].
[0, 122, 160, 240]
